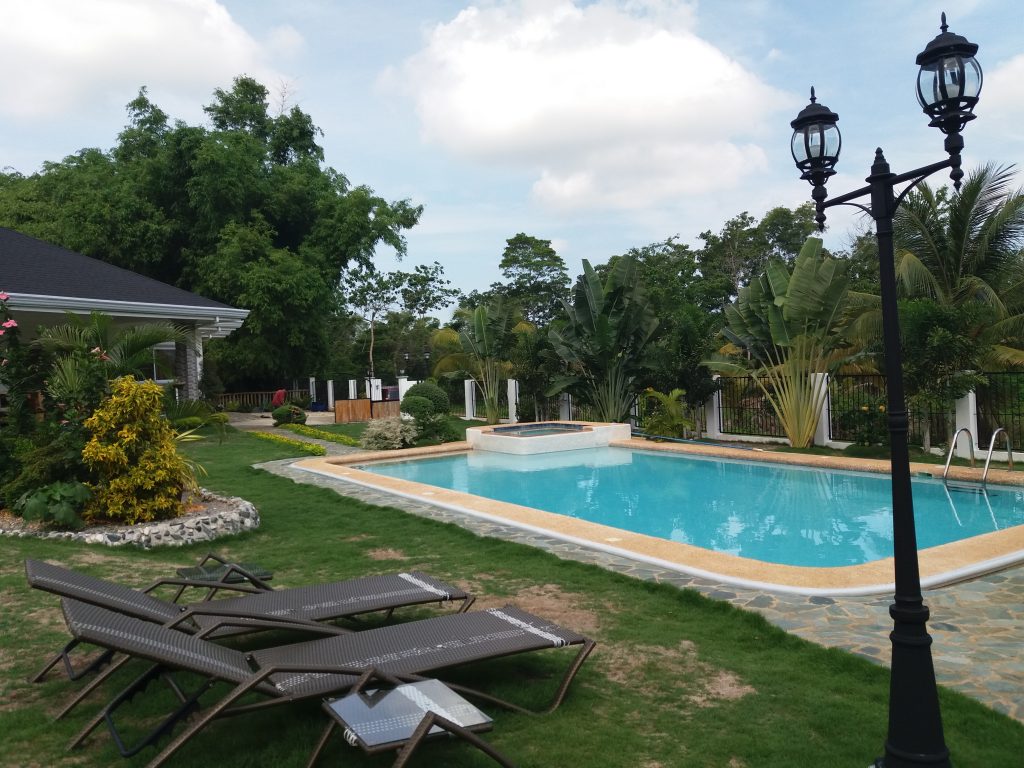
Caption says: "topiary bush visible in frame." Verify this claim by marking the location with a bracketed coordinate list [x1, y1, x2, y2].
[400, 395, 435, 422]
[82, 377, 195, 525]
[360, 417, 417, 450]
[403, 381, 450, 415]
[272, 404, 307, 426]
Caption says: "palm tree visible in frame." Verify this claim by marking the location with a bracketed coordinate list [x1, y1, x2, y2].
[894, 163, 1024, 367]
[35, 311, 190, 408]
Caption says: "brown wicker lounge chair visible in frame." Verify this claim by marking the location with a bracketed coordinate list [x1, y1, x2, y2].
[62, 598, 594, 768]
[25, 558, 473, 682]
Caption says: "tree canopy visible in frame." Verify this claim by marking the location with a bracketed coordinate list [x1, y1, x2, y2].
[0, 77, 423, 388]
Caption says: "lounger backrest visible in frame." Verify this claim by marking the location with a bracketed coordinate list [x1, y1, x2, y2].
[26, 559, 179, 623]
[205, 571, 468, 622]
[61, 599, 257, 685]
[253, 605, 588, 699]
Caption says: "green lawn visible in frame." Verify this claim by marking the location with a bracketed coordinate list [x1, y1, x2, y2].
[1, 427, 1021, 767]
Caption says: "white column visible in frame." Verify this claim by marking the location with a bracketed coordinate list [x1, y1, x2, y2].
[812, 373, 830, 447]
[326, 379, 334, 409]
[348, 379, 358, 400]
[507, 379, 519, 423]
[954, 390, 979, 458]
[464, 379, 476, 420]
[704, 378, 723, 440]
[308, 376, 316, 404]
[366, 378, 382, 401]
[397, 376, 416, 400]
[559, 394, 571, 421]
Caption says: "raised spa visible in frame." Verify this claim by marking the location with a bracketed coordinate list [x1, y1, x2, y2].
[465, 421, 631, 455]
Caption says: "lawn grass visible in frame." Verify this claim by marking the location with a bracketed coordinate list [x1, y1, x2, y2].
[1, 427, 1022, 767]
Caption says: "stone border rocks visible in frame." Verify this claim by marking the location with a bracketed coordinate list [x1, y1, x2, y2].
[0, 490, 259, 549]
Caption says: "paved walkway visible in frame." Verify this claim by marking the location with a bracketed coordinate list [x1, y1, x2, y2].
[257, 457, 1024, 722]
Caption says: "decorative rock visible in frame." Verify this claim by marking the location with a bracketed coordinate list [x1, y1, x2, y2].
[0, 489, 260, 549]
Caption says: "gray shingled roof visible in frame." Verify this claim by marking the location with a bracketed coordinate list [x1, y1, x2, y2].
[0, 227, 233, 310]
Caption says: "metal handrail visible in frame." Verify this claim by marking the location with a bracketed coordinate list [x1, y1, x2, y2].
[982, 427, 1014, 485]
[943, 427, 975, 482]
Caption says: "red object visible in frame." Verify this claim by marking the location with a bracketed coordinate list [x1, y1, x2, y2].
[271, 389, 287, 408]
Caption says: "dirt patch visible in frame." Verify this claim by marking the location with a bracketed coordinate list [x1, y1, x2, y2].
[365, 548, 408, 561]
[599, 639, 755, 709]
[472, 583, 602, 637]
[340, 534, 371, 542]
[690, 670, 756, 708]
[729, 758, 748, 767]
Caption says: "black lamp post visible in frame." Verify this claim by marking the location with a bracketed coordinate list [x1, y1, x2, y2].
[789, 13, 982, 768]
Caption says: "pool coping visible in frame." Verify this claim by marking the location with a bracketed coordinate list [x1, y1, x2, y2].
[293, 439, 1024, 596]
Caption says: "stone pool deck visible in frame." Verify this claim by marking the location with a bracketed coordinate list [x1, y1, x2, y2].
[257, 455, 1024, 722]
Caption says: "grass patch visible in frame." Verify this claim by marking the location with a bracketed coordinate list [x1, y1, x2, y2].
[1, 426, 1021, 766]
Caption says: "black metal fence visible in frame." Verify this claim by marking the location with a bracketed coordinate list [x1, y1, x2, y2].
[717, 376, 785, 438]
[976, 372, 1024, 450]
[829, 374, 887, 442]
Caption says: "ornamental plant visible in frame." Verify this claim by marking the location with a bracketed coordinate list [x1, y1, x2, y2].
[271, 404, 307, 426]
[82, 376, 196, 524]
[249, 431, 326, 455]
[360, 417, 417, 450]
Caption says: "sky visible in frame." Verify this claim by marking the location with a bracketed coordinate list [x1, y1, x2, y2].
[1, 0, 1022, 300]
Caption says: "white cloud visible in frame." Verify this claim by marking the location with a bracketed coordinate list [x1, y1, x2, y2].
[973, 52, 1024, 146]
[0, 0, 292, 121]
[391, 0, 791, 211]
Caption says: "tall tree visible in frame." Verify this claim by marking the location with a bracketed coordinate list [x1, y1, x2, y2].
[0, 76, 423, 389]
[494, 233, 570, 325]
[696, 204, 819, 310]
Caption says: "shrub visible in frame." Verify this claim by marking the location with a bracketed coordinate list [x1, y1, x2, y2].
[82, 377, 195, 525]
[403, 381, 449, 415]
[223, 400, 241, 412]
[172, 416, 205, 432]
[1, 422, 91, 509]
[400, 395, 435, 422]
[272, 404, 307, 426]
[360, 417, 417, 450]
[14, 481, 91, 530]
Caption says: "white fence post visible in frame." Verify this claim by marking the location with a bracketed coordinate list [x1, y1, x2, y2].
[365, 378, 382, 401]
[464, 379, 476, 420]
[704, 377, 723, 440]
[954, 390, 979, 458]
[812, 373, 831, 447]
[507, 379, 519, 423]
[559, 394, 571, 421]
[308, 376, 316, 403]
[326, 379, 334, 409]
[347, 379, 358, 400]
[397, 377, 417, 400]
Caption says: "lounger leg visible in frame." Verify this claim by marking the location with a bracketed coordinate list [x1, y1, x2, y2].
[31, 639, 114, 683]
[67, 664, 164, 750]
[55, 653, 132, 720]
[442, 639, 597, 715]
[458, 595, 476, 613]
[392, 712, 516, 768]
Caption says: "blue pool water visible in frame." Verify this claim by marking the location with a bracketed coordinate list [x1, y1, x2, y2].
[358, 447, 1024, 567]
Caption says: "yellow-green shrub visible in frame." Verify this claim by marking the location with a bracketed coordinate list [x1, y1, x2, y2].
[82, 377, 195, 524]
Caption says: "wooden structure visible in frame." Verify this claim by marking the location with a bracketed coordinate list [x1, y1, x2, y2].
[334, 399, 399, 423]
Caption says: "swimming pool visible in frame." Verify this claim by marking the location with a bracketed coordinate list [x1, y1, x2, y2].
[355, 447, 1024, 568]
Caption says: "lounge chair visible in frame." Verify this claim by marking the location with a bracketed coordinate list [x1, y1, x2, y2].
[61, 598, 594, 768]
[25, 558, 473, 682]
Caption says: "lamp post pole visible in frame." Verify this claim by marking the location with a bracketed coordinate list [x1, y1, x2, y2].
[789, 14, 982, 768]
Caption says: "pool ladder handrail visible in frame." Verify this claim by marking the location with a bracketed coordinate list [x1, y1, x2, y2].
[943, 426, 1014, 486]
[982, 427, 1013, 484]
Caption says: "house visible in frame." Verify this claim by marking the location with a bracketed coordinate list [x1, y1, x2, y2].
[0, 227, 248, 400]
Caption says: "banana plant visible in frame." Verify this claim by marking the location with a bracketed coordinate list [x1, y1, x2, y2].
[432, 299, 515, 424]
[547, 255, 659, 423]
[706, 237, 852, 448]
